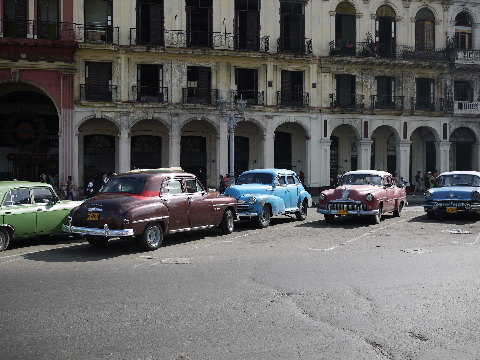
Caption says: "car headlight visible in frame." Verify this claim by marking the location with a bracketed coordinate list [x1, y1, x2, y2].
[472, 191, 480, 200]
[248, 196, 256, 204]
[424, 191, 432, 199]
[319, 193, 326, 201]
[365, 193, 374, 202]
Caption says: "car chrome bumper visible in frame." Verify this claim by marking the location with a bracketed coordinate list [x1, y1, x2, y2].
[62, 224, 134, 237]
[237, 212, 258, 218]
[423, 203, 480, 212]
[317, 209, 380, 216]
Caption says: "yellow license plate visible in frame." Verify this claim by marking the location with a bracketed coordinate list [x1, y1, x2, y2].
[446, 207, 457, 213]
[87, 212, 100, 221]
[337, 210, 348, 215]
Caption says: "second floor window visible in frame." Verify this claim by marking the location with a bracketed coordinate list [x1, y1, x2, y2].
[455, 12, 473, 50]
[4, 0, 28, 38]
[136, 0, 164, 46]
[85, 62, 112, 101]
[235, 0, 260, 51]
[279, 0, 305, 53]
[37, 0, 59, 40]
[186, 0, 213, 47]
[137, 64, 165, 102]
[416, 78, 434, 110]
[235, 68, 259, 105]
[184, 66, 211, 104]
[454, 81, 473, 102]
[375, 5, 396, 58]
[415, 8, 435, 51]
[376, 76, 396, 109]
[84, 0, 113, 43]
[335, 1, 356, 53]
[335, 74, 356, 108]
[280, 70, 304, 107]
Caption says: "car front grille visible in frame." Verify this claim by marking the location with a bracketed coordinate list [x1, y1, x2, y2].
[327, 202, 367, 211]
[237, 203, 250, 212]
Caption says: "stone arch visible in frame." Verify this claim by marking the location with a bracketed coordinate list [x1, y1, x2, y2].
[413, 5, 439, 21]
[410, 125, 440, 175]
[452, 9, 476, 25]
[178, 116, 220, 134]
[330, 124, 361, 178]
[129, 115, 171, 132]
[371, 125, 401, 174]
[274, 118, 310, 138]
[334, 1, 357, 14]
[449, 123, 478, 142]
[274, 121, 309, 173]
[376, 4, 396, 18]
[241, 117, 266, 133]
[76, 114, 119, 133]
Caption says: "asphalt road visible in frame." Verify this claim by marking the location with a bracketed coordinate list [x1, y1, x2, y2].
[1, 204, 480, 360]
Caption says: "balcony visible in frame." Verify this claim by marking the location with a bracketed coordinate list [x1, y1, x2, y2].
[80, 84, 117, 102]
[397, 45, 449, 62]
[182, 88, 218, 105]
[277, 38, 312, 55]
[330, 94, 365, 111]
[133, 86, 168, 103]
[74, 24, 119, 45]
[411, 97, 445, 112]
[453, 101, 480, 115]
[235, 36, 270, 52]
[230, 90, 264, 106]
[129, 27, 164, 47]
[0, 19, 75, 41]
[455, 49, 480, 64]
[371, 95, 405, 111]
[277, 91, 309, 108]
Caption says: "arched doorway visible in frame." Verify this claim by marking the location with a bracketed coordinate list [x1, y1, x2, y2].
[330, 124, 360, 183]
[375, 5, 396, 58]
[450, 127, 476, 170]
[335, 1, 356, 55]
[232, 120, 264, 176]
[274, 122, 307, 173]
[371, 125, 399, 174]
[78, 118, 118, 193]
[0, 85, 59, 181]
[130, 119, 169, 169]
[410, 126, 438, 175]
[455, 11, 473, 49]
[415, 8, 435, 51]
[181, 119, 217, 187]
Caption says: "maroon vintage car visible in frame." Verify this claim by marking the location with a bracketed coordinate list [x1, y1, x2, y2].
[317, 170, 407, 224]
[63, 169, 237, 250]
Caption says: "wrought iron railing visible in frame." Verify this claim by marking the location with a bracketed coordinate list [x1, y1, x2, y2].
[328, 40, 357, 57]
[234, 35, 269, 52]
[182, 88, 218, 105]
[397, 45, 449, 61]
[455, 49, 480, 61]
[330, 93, 365, 110]
[230, 90, 264, 106]
[80, 84, 117, 102]
[132, 86, 168, 103]
[410, 97, 445, 112]
[370, 95, 405, 111]
[277, 91, 309, 107]
[75, 24, 119, 44]
[1, 19, 33, 38]
[277, 37, 312, 55]
[164, 29, 187, 47]
[129, 27, 164, 47]
[0, 19, 75, 40]
[213, 32, 235, 50]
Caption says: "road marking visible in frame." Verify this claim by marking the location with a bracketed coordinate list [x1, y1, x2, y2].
[311, 218, 407, 252]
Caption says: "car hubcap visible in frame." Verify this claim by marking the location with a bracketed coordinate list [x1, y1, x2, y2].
[0, 233, 5, 248]
[227, 212, 234, 231]
[147, 227, 161, 247]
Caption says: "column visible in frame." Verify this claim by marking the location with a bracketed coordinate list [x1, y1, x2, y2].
[118, 126, 131, 173]
[396, 140, 411, 181]
[168, 125, 181, 167]
[59, 72, 75, 185]
[218, 120, 228, 178]
[358, 140, 373, 170]
[436, 141, 451, 173]
[263, 125, 275, 168]
[473, 142, 480, 171]
[319, 139, 332, 187]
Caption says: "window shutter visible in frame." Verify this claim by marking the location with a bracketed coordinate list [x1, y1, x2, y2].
[150, 3, 164, 45]
[281, 71, 292, 102]
[246, 11, 259, 50]
[430, 80, 434, 103]
[375, 19, 379, 42]
[198, 67, 211, 100]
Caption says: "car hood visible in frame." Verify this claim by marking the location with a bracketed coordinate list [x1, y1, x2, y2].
[429, 186, 478, 200]
[330, 185, 382, 198]
[225, 184, 274, 199]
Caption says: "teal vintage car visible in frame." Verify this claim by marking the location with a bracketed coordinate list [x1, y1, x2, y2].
[0, 181, 83, 251]
[224, 169, 312, 228]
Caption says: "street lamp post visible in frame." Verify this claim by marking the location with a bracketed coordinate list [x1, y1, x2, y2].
[218, 96, 247, 185]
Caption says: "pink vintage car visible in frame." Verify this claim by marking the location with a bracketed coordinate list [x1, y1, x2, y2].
[317, 170, 407, 224]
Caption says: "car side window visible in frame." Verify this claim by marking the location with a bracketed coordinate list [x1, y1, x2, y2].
[277, 175, 286, 186]
[3, 188, 31, 206]
[162, 180, 183, 195]
[287, 175, 296, 185]
[185, 179, 203, 193]
[32, 187, 55, 204]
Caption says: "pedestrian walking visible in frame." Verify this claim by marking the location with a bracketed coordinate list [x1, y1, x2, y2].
[65, 176, 75, 200]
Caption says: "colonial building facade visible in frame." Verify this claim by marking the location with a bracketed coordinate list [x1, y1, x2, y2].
[2, 0, 480, 194]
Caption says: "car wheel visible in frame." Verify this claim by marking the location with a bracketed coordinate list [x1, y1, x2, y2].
[220, 209, 234, 234]
[140, 223, 163, 251]
[295, 200, 308, 221]
[0, 228, 11, 251]
[255, 205, 271, 228]
[87, 236, 108, 247]
[324, 215, 334, 224]
[393, 202, 404, 217]
[426, 212, 436, 220]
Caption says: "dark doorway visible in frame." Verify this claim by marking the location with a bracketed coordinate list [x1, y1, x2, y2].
[84, 0, 113, 43]
[4, 0, 28, 37]
[137, 64, 165, 102]
[279, 1, 305, 53]
[235, 0, 260, 51]
[280, 70, 304, 107]
[236, 68, 258, 105]
[330, 136, 339, 185]
[131, 135, 162, 169]
[274, 131, 292, 170]
[425, 141, 436, 172]
[136, 0, 164, 46]
[184, 66, 211, 104]
[186, 0, 213, 47]
[181, 136, 207, 186]
[83, 134, 115, 189]
[377, 17, 395, 57]
[336, 74, 356, 108]
[376, 76, 395, 109]
[37, 0, 59, 39]
[228, 136, 249, 177]
[85, 62, 112, 101]
[416, 78, 434, 110]
[335, 2, 356, 55]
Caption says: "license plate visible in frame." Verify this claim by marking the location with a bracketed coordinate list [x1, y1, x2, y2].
[337, 210, 348, 215]
[87, 212, 100, 221]
[446, 207, 457, 213]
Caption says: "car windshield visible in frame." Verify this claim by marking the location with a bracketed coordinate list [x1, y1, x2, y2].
[101, 177, 145, 194]
[237, 173, 274, 185]
[341, 174, 382, 186]
[437, 174, 480, 187]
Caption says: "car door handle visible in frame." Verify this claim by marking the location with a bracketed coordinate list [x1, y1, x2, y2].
[4, 211, 11, 214]
[37, 208, 43, 212]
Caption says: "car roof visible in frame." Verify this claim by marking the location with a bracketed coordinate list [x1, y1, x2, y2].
[439, 171, 480, 176]
[240, 169, 297, 175]
[0, 181, 49, 190]
[343, 170, 392, 177]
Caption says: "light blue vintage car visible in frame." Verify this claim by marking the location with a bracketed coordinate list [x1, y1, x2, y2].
[423, 171, 480, 219]
[224, 169, 312, 228]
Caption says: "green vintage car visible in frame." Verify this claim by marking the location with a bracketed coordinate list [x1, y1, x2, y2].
[0, 181, 83, 251]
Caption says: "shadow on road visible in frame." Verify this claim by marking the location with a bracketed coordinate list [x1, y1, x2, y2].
[408, 213, 478, 224]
